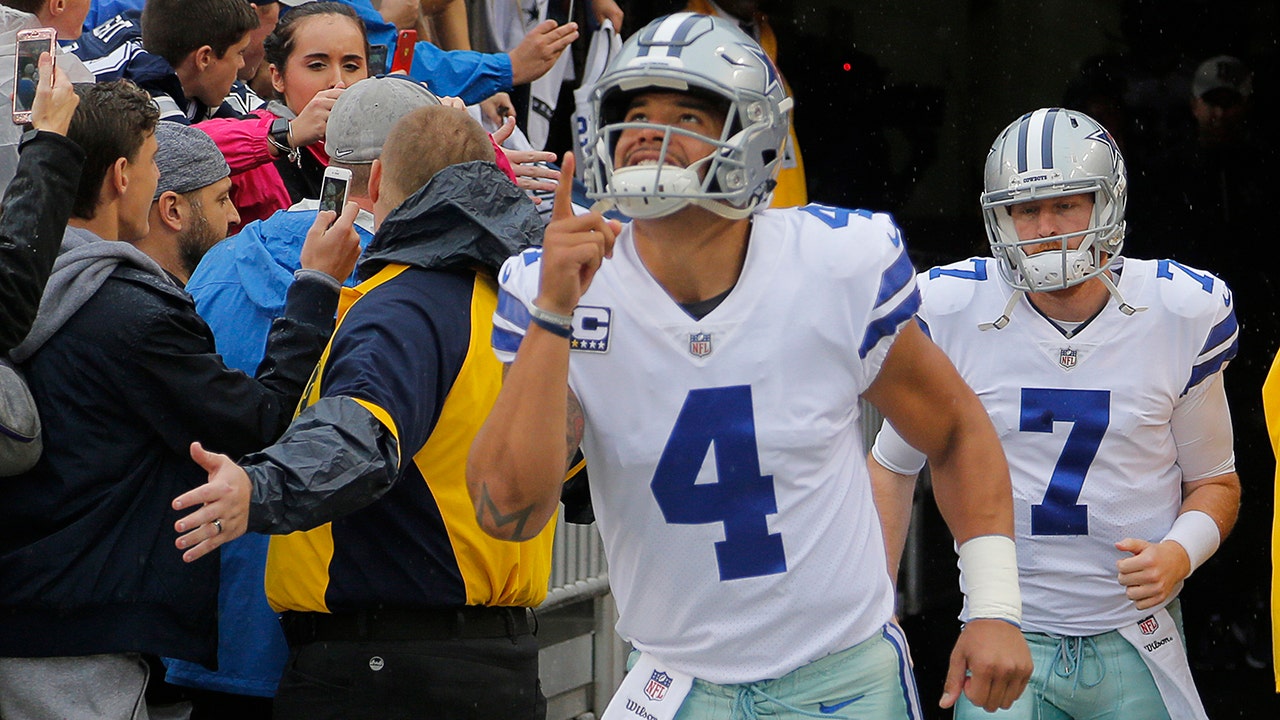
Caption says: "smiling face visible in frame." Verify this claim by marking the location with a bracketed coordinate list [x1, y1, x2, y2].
[611, 91, 727, 173]
[270, 13, 369, 116]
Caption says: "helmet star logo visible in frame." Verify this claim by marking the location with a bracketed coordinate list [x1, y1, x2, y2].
[739, 45, 782, 96]
[1086, 128, 1120, 165]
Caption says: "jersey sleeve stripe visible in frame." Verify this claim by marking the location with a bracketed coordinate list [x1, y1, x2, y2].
[1198, 311, 1238, 361]
[491, 326, 523, 358]
[859, 285, 921, 359]
[874, 249, 917, 309]
[1184, 339, 1239, 395]
[496, 288, 533, 330]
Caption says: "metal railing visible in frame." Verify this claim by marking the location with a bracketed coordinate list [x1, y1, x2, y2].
[541, 515, 609, 610]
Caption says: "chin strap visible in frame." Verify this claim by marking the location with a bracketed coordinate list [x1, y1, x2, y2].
[979, 271, 1147, 332]
[694, 198, 756, 220]
[1098, 271, 1147, 316]
[979, 289, 1024, 331]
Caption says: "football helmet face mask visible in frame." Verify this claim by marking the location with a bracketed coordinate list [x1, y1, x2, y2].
[981, 108, 1128, 293]
[584, 13, 792, 220]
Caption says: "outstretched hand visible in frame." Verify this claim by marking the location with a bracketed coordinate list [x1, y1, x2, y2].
[509, 20, 579, 86]
[941, 619, 1032, 712]
[172, 442, 252, 563]
[491, 117, 559, 196]
[534, 153, 622, 316]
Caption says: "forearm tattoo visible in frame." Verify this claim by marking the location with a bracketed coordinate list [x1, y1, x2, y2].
[477, 483, 539, 542]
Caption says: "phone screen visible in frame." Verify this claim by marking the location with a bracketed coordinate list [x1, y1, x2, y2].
[368, 44, 388, 75]
[319, 174, 349, 214]
[13, 38, 47, 115]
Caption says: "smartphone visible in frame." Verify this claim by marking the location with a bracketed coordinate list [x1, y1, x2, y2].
[12, 28, 55, 125]
[390, 29, 417, 74]
[319, 166, 352, 218]
[367, 44, 388, 75]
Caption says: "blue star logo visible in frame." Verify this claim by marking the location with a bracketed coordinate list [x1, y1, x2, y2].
[1086, 128, 1120, 165]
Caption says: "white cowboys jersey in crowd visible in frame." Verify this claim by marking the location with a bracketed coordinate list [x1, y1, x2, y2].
[493, 205, 918, 683]
[914, 256, 1237, 636]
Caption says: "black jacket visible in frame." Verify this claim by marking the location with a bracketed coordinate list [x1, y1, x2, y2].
[0, 131, 83, 353]
[0, 231, 338, 665]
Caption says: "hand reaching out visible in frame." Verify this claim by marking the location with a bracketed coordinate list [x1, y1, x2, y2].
[173, 442, 252, 563]
[509, 20, 578, 86]
[491, 116, 559, 196]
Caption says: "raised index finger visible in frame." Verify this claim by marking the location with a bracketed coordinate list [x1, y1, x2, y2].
[551, 152, 577, 223]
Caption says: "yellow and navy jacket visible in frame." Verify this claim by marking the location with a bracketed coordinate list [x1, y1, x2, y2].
[241, 160, 553, 612]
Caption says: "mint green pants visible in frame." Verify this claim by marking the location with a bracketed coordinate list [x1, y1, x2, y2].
[629, 623, 923, 720]
[954, 601, 1183, 720]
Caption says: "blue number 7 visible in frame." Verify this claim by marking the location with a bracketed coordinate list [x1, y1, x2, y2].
[650, 386, 787, 581]
[1020, 388, 1110, 536]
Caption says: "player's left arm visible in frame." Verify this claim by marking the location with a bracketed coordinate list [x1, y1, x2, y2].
[1116, 372, 1241, 609]
[863, 321, 1031, 713]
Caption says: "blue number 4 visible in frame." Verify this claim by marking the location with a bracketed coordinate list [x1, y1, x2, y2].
[650, 386, 787, 581]
[1020, 388, 1110, 536]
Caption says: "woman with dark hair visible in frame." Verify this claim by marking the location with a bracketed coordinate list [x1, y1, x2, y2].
[198, 2, 369, 232]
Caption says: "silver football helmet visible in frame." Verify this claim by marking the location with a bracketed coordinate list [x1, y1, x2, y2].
[981, 108, 1128, 294]
[584, 12, 792, 220]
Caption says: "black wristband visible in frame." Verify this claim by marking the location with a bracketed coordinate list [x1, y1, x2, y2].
[268, 117, 300, 163]
[530, 315, 573, 339]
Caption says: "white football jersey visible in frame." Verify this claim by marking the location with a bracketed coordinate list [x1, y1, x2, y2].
[916, 256, 1237, 635]
[494, 205, 917, 683]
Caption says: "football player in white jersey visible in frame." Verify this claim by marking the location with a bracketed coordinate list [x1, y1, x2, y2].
[468, 13, 1030, 720]
[870, 108, 1241, 720]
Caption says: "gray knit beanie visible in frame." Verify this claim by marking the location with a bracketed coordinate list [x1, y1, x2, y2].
[153, 121, 231, 199]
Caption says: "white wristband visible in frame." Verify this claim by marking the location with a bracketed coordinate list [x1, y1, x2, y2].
[958, 534, 1022, 627]
[1162, 510, 1220, 576]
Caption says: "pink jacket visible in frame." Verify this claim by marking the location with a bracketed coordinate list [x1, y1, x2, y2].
[197, 109, 329, 234]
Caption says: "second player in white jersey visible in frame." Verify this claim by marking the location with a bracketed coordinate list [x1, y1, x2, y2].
[895, 255, 1237, 635]
[495, 205, 911, 683]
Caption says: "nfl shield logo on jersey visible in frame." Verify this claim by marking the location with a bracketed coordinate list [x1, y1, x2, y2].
[689, 332, 712, 358]
[1059, 347, 1078, 369]
[1139, 615, 1159, 635]
[645, 670, 673, 701]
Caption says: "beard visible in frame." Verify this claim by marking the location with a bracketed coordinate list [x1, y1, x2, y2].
[177, 198, 223, 278]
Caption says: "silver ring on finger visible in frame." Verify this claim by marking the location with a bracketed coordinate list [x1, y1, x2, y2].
[212, 518, 223, 534]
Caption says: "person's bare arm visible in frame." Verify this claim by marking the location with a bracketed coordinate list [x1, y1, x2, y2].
[1116, 471, 1240, 609]
[867, 453, 919, 583]
[467, 153, 620, 541]
[863, 322, 1030, 712]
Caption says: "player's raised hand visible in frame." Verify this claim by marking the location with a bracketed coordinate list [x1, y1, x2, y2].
[1115, 537, 1191, 610]
[941, 618, 1032, 712]
[534, 152, 622, 316]
[172, 442, 252, 563]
